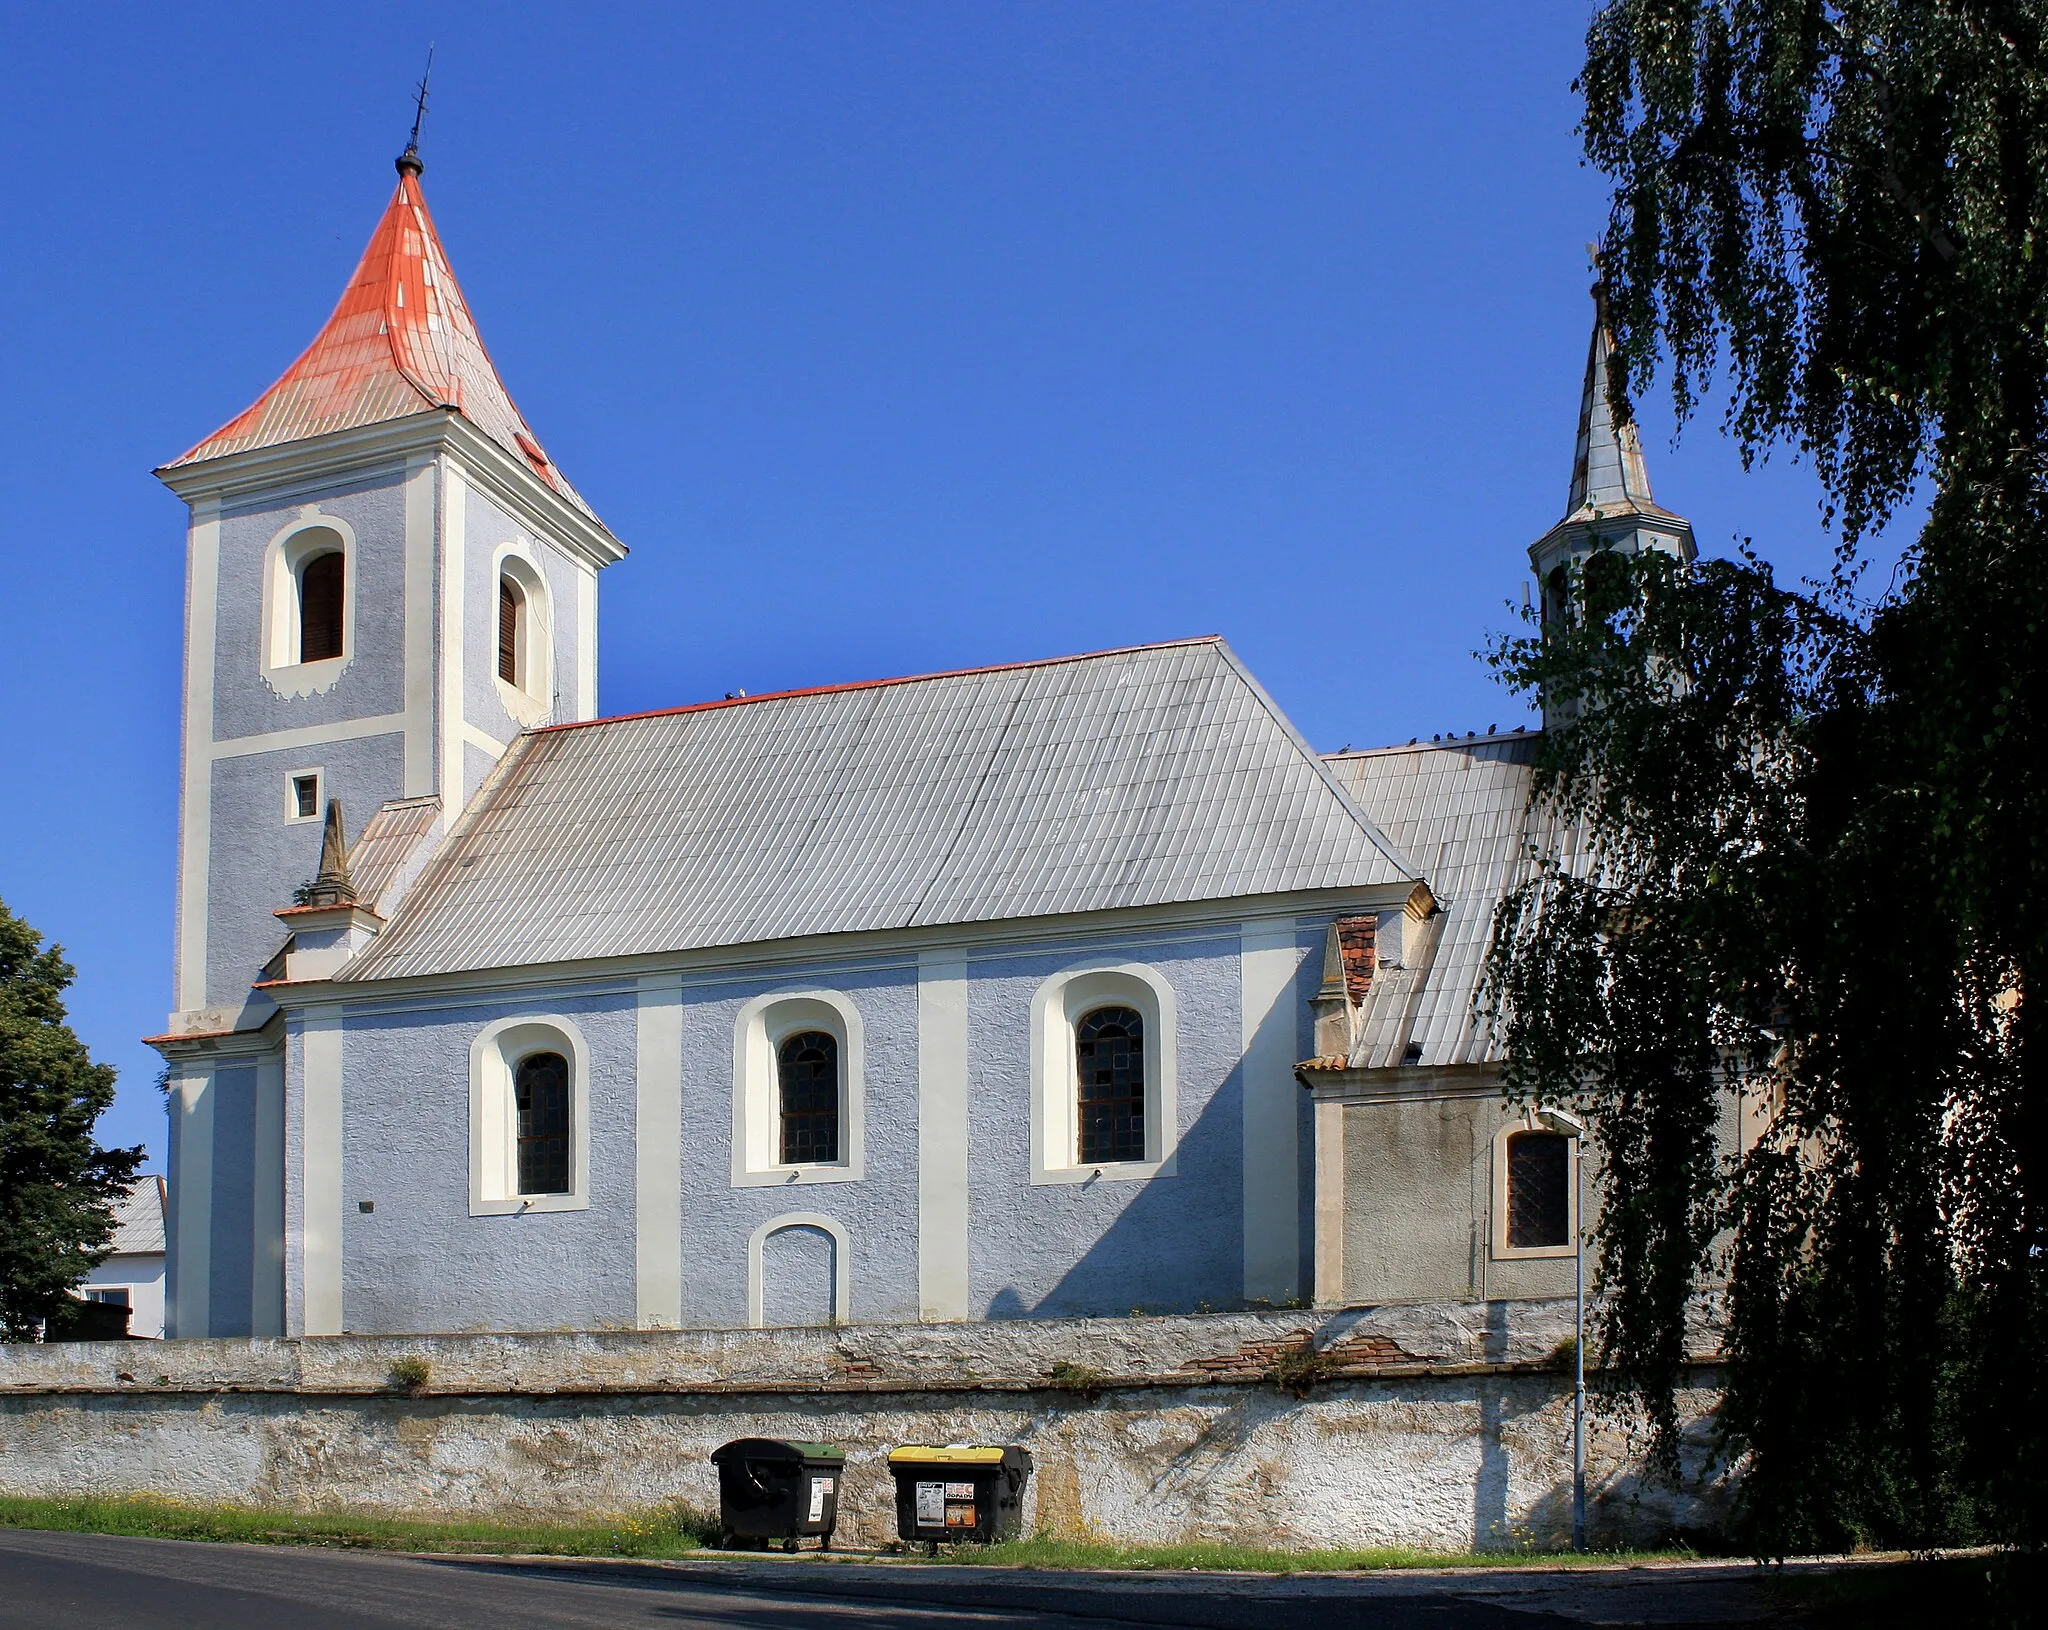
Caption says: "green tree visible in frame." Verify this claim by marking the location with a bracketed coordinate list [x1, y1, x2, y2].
[1483, 2, 2048, 1552]
[0, 897, 142, 1340]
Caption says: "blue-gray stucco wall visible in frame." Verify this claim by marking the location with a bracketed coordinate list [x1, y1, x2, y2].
[313, 917, 1324, 1335]
[339, 993, 640, 1335]
[967, 932, 1247, 1318]
[680, 964, 922, 1330]
[207, 1066, 258, 1335]
[207, 733, 404, 1003]
[211, 471, 409, 743]
[198, 468, 416, 1011]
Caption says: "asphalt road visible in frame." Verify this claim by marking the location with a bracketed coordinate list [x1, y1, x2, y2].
[0, 1529, 1795, 1629]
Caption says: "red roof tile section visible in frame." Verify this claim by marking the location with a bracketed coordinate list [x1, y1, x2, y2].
[168, 164, 594, 518]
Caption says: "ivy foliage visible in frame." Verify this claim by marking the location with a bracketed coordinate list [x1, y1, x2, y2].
[0, 898, 141, 1340]
[1481, 2, 2048, 1552]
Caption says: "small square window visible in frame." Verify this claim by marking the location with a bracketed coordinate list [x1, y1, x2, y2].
[287, 771, 322, 822]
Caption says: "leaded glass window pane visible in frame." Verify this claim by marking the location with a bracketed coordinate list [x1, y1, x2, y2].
[514, 1051, 571, 1195]
[1076, 1006, 1145, 1165]
[778, 1031, 839, 1165]
[1506, 1132, 1570, 1248]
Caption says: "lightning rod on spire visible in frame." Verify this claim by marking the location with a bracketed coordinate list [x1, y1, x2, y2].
[398, 45, 435, 177]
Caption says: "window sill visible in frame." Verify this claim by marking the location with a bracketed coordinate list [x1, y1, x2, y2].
[732, 1162, 862, 1189]
[1490, 1242, 1577, 1262]
[469, 1192, 590, 1217]
[263, 655, 350, 701]
[1031, 1155, 1176, 1187]
[495, 674, 551, 727]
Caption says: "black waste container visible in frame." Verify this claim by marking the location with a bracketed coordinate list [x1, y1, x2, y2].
[710, 1438, 845, 1551]
[887, 1444, 1033, 1546]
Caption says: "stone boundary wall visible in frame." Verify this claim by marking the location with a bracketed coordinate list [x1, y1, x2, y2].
[0, 1304, 1730, 1551]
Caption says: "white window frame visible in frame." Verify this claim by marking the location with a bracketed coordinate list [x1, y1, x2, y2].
[284, 767, 324, 824]
[746, 1211, 852, 1328]
[1029, 960, 1179, 1186]
[1489, 1113, 1580, 1261]
[492, 542, 554, 725]
[469, 1015, 592, 1216]
[260, 513, 357, 698]
[731, 991, 865, 1188]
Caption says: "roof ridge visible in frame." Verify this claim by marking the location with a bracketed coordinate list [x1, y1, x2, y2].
[533, 636, 1229, 735]
[1324, 731, 1542, 761]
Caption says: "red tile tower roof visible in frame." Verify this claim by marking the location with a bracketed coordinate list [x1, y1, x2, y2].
[167, 156, 594, 518]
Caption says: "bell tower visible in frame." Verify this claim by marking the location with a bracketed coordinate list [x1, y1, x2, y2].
[156, 149, 627, 1036]
[1529, 264, 1694, 728]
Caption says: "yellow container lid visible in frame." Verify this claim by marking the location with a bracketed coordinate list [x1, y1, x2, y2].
[888, 1444, 1007, 1465]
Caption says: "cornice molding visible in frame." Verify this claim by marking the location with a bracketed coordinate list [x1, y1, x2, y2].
[156, 411, 627, 571]
[263, 882, 1417, 1017]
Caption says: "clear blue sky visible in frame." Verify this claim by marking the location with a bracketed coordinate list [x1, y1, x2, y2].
[0, 3, 1879, 1165]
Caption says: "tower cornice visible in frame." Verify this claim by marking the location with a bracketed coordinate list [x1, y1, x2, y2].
[155, 409, 628, 570]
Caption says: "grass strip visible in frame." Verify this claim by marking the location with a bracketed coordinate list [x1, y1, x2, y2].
[0, 1494, 1698, 1575]
[0, 1493, 716, 1558]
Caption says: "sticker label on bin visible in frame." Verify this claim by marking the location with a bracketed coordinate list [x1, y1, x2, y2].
[916, 1479, 980, 1531]
[808, 1477, 833, 1522]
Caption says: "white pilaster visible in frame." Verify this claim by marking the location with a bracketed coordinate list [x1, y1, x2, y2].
[300, 1008, 345, 1336]
[576, 561, 597, 721]
[1240, 923, 1305, 1304]
[436, 460, 469, 817]
[402, 453, 438, 796]
[634, 974, 685, 1329]
[917, 953, 971, 1321]
[174, 500, 221, 1013]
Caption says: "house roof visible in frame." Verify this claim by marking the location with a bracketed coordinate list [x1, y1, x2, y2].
[341, 638, 1419, 983]
[1319, 732, 1576, 1070]
[106, 1176, 167, 1257]
[165, 161, 596, 521]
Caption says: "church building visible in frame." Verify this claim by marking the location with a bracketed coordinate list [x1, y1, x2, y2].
[148, 148, 1693, 1340]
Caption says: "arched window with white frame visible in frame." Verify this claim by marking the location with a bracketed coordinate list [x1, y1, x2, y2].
[492, 547, 553, 718]
[469, 1016, 591, 1215]
[731, 991, 865, 1187]
[1029, 961, 1179, 1185]
[261, 516, 357, 696]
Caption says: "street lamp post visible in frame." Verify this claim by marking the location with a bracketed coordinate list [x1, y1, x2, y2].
[1537, 1107, 1587, 1552]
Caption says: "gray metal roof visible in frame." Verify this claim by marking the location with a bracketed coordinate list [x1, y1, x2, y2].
[346, 795, 442, 915]
[343, 639, 1417, 982]
[107, 1177, 166, 1257]
[1321, 733, 1575, 1069]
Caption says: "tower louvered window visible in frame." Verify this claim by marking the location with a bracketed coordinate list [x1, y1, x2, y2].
[299, 551, 344, 662]
[1506, 1131, 1570, 1248]
[777, 1031, 839, 1165]
[514, 1051, 571, 1195]
[498, 577, 522, 684]
[1076, 1006, 1145, 1164]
